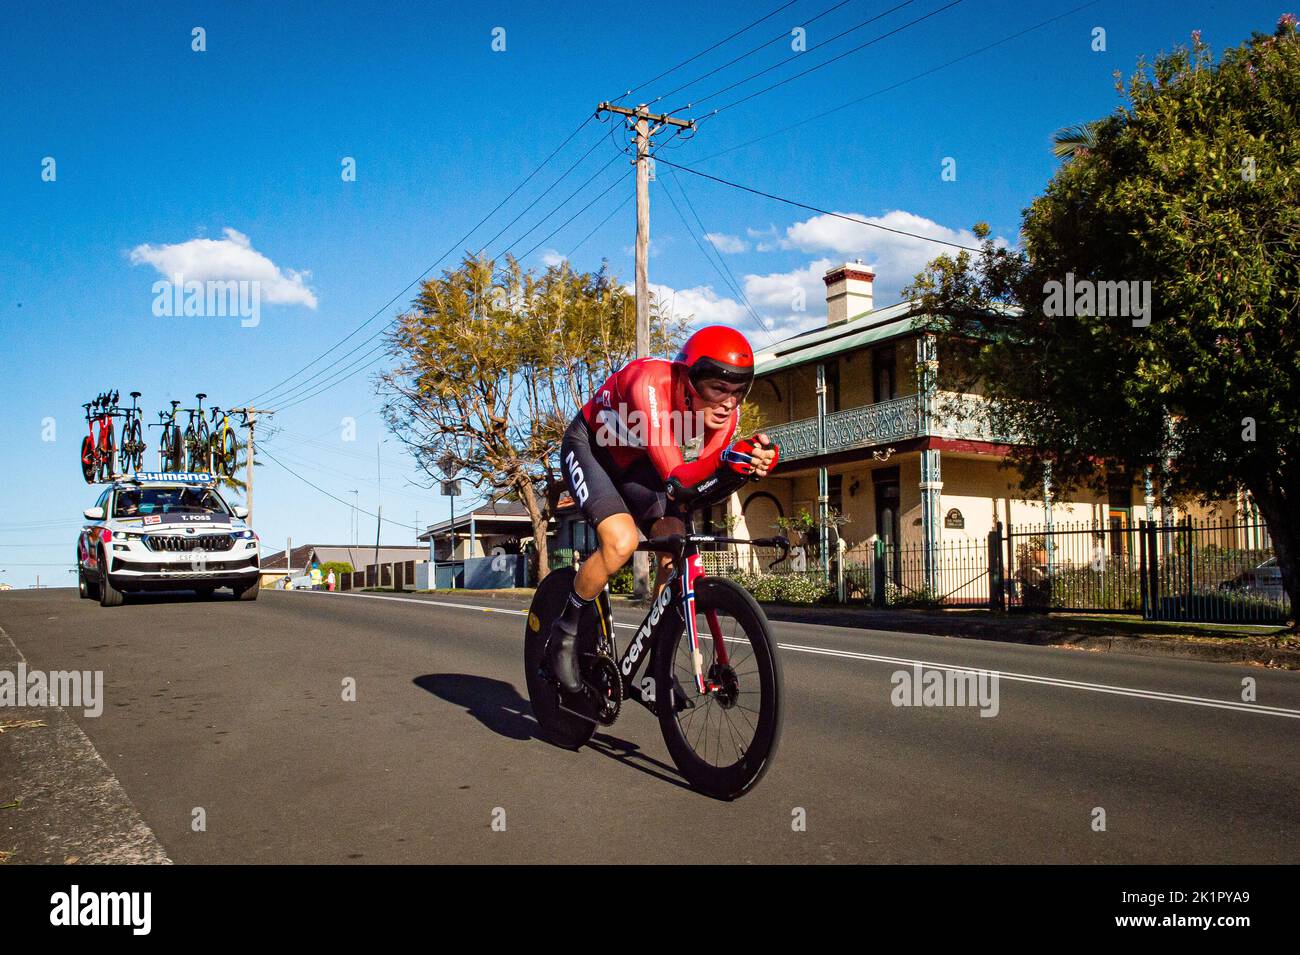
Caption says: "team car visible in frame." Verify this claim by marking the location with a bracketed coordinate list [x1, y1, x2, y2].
[77, 472, 261, 606]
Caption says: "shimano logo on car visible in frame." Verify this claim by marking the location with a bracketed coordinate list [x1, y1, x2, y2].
[621, 583, 676, 676]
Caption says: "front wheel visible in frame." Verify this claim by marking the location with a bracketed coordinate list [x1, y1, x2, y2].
[98, 549, 125, 607]
[652, 577, 783, 800]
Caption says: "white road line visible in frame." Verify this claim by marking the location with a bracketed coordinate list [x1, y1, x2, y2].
[288, 590, 1300, 720]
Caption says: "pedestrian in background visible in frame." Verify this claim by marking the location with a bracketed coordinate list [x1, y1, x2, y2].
[327, 569, 336, 592]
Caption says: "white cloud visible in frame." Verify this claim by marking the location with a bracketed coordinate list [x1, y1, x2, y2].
[705, 232, 749, 254]
[647, 282, 749, 328]
[779, 210, 1002, 305]
[129, 227, 318, 308]
[540, 249, 566, 267]
[743, 258, 836, 337]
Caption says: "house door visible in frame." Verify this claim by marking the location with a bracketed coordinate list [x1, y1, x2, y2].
[874, 472, 901, 585]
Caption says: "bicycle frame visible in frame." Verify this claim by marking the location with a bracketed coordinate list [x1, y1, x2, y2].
[596, 530, 788, 711]
[83, 395, 116, 476]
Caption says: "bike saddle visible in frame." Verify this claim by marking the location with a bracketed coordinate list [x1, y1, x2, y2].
[130, 391, 141, 399]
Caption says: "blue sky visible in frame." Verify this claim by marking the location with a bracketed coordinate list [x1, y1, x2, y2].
[0, 0, 1284, 586]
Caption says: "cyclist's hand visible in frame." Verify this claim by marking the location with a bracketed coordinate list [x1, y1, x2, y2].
[748, 433, 778, 477]
[722, 434, 779, 478]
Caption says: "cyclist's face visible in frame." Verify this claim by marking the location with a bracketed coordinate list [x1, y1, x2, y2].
[693, 379, 747, 427]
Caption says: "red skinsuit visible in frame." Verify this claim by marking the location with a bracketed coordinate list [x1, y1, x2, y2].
[580, 358, 738, 487]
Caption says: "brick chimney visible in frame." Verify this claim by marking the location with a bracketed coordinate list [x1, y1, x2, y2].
[823, 261, 874, 325]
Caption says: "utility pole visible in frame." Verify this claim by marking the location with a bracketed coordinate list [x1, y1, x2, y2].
[226, 406, 273, 527]
[596, 102, 694, 599]
[596, 103, 694, 356]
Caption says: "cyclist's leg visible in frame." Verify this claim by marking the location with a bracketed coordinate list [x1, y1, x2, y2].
[549, 415, 638, 690]
[616, 460, 687, 596]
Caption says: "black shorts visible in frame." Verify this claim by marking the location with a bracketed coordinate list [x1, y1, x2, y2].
[560, 412, 684, 538]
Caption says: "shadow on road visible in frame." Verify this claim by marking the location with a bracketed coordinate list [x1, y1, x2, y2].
[414, 673, 538, 741]
[413, 673, 692, 793]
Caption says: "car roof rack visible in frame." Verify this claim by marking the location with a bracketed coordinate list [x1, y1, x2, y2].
[118, 471, 218, 487]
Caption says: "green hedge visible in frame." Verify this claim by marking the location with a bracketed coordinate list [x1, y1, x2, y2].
[726, 571, 832, 605]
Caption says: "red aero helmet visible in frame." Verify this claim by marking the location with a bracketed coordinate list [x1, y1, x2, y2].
[674, 325, 755, 396]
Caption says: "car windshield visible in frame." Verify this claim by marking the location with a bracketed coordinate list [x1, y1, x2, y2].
[114, 486, 230, 518]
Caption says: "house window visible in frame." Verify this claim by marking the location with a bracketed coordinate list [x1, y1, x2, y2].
[825, 359, 841, 413]
[873, 347, 896, 403]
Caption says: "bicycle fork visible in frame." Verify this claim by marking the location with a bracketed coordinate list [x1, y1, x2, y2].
[681, 553, 730, 695]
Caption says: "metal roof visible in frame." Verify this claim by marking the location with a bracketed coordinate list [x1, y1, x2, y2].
[754, 302, 928, 376]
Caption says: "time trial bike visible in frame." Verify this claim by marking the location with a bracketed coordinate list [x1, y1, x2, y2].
[80, 392, 117, 484]
[182, 393, 211, 472]
[208, 405, 242, 477]
[117, 391, 147, 474]
[150, 400, 183, 472]
[524, 500, 788, 801]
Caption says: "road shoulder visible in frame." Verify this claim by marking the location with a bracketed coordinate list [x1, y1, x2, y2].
[0, 624, 170, 865]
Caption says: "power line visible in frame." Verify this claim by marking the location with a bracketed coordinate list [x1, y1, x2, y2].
[274, 169, 634, 415]
[262, 126, 618, 411]
[272, 341, 392, 413]
[693, 0, 1105, 161]
[700, 0, 964, 116]
[259, 444, 425, 533]
[566, 192, 634, 259]
[519, 171, 634, 262]
[659, 170, 776, 348]
[617, 0, 801, 103]
[494, 152, 626, 260]
[655, 157, 982, 252]
[246, 113, 598, 408]
[653, 0, 856, 106]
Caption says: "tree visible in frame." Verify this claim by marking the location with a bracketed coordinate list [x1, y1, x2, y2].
[905, 18, 1300, 617]
[1050, 121, 1100, 160]
[378, 254, 690, 579]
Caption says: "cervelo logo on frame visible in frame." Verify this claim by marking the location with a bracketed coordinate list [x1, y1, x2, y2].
[621, 581, 676, 676]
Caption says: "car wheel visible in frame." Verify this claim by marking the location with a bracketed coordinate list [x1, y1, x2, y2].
[98, 549, 125, 607]
[78, 568, 89, 599]
[235, 579, 259, 601]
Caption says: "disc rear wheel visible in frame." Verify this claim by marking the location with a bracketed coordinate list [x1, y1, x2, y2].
[523, 567, 600, 749]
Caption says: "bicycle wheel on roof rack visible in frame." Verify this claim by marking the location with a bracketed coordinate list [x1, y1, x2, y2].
[81, 435, 96, 484]
[99, 422, 117, 482]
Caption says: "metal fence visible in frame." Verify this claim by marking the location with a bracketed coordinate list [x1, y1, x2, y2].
[1000, 519, 1289, 623]
[685, 518, 1290, 623]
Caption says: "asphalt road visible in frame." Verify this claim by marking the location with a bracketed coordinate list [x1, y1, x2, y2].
[1, 586, 1297, 864]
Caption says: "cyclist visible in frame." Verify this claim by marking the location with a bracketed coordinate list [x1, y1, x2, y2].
[547, 325, 779, 693]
